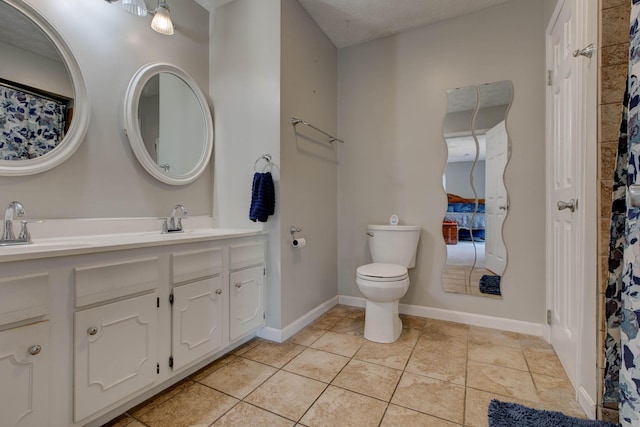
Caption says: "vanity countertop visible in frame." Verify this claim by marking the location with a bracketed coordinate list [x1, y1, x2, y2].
[0, 228, 267, 263]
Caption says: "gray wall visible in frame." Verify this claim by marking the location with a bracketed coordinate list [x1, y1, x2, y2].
[337, 0, 547, 323]
[0, 0, 211, 218]
[280, 0, 338, 327]
[445, 161, 486, 199]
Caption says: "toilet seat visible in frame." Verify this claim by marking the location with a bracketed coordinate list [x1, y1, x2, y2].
[356, 263, 408, 282]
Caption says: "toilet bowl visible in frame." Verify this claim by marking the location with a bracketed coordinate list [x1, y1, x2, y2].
[356, 263, 409, 343]
[356, 224, 421, 343]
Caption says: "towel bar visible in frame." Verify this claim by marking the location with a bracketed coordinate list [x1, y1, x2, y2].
[291, 117, 344, 144]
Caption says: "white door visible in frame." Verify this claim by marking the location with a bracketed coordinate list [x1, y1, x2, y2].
[484, 121, 508, 275]
[546, 0, 596, 402]
[0, 322, 49, 427]
[74, 293, 158, 422]
[229, 265, 265, 341]
[171, 277, 224, 370]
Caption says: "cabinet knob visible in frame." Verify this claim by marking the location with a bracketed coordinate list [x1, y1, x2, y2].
[215, 289, 222, 295]
[28, 345, 41, 356]
[235, 283, 242, 289]
[87, 326, 98, 336]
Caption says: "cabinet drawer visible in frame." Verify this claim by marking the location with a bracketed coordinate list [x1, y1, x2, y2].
[0, 273, 49, 327]
[74, 257, 159, 308]
[170, 247, 223, 284]
[229, 241, 265, 271]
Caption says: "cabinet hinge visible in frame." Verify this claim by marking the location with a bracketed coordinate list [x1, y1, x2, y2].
[169, 356, 174, 368]
[546, 309, 552, 325]
[169, 293, 174, 305]
[546, 69, 552, 86]
[157, 297, 160, 308]
[156, 362, 160, 374]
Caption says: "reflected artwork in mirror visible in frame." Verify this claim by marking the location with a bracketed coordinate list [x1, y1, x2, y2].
[125, 63, 213, 185]
[0, 0, 89, 175]
[441, 80, 512, 298]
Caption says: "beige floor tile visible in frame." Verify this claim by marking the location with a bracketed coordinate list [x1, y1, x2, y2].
[138, 382, 238, 427]
[469, 327, 521, 348]
[415, 333, 467, 359]
[311, 313, 343, 329]
[466, 360, 538, 402]
[540, 394, 587, 418]
[391, 372, 465, 424]
[212, 402, 294, 426]
[283, 347, 349, 383]
[522, 347, 568, 377]
[468, 342, 528, 371]
[233, 338, 263, 355]
[400, 314, 427, 330]
[343, 308, 365, 320]
[423, 319, 469, 338]
[517, 334, 553, 350]
[245, 371, 327, 421]
[310, 331, 365, 357]
[326, 304, 365, 319]
[464, 388, 541, 427]
[288, 326, 327, 346]
[191, 354, 238, 381]
[242, 341, 306, 368]
[405, 351, 466, 385]
[299, 385, 388, 427]
[101, 414, 141, 427]
[380, 404, 460, 427]
[129, 379, 192, 418]
[354, 340, 413, 370]
[198, 357, 276, 399]
[330, 317, 365, 336]
[532, 372, 574, 396]
[395, 327, 422, 348]
[332, 359, 402, 401]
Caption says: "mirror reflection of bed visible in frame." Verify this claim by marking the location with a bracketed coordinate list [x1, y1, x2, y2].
[440, 81, 512, 298]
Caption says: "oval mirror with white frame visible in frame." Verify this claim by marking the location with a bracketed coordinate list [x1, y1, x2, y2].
[0, 0, 89, 175]
[124, 63, 213, 185]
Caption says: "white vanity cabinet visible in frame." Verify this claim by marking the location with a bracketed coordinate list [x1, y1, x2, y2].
[0, 231, 267, 427]
[0, 321, 50, 427]
[229, 242, 266, 341]
[169, 248, 225, 370]
[0, 272, 51, 427]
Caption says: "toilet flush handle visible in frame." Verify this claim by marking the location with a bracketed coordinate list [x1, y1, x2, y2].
[366, 232, 374, 237]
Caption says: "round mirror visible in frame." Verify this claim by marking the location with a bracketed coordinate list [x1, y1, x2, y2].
[0, 0, 89, 175]
[124, 63, 213, 185]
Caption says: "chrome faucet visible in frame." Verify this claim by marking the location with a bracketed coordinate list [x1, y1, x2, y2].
[161, 204, 188, 233]
[2, 201, 25, 241]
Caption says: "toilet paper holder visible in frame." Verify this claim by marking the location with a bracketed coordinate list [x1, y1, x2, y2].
[289, 226, 302, 237]
[289, 226, 306, 248]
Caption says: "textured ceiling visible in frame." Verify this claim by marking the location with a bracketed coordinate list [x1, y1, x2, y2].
[297, 0, 513, 48]
[0, 2, 61, 62]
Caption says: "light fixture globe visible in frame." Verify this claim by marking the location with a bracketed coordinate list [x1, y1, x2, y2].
[151, 1, 174, 35]
[121, 0, 147, 17]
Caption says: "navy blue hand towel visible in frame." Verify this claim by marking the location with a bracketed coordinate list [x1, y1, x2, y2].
[249, 172, 275, 222]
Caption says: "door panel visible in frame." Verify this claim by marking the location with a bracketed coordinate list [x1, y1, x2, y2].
[229, 266, 264, 341]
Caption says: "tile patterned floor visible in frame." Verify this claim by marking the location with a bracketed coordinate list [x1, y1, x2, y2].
[104, 305, 585, 427]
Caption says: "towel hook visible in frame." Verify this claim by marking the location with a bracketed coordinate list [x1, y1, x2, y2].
[254, 154, 273, 172]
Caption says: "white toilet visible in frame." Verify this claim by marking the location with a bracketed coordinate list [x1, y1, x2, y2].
[356, 224, 421, 343]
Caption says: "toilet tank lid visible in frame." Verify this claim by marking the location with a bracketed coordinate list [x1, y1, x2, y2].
[357, 263, 407, 278]
[367, 225, 421, 231]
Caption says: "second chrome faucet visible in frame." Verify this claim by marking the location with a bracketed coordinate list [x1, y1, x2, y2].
[161, 204, 188, 234]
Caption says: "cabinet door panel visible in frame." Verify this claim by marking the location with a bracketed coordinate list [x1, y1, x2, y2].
[74, 293, 157, 422]
[229, 266, 264, 341]
[0, 322, 49, 427]
[172, 277, 223, 370]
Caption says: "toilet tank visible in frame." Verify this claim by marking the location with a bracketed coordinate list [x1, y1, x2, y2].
[367, 225, 421, 268]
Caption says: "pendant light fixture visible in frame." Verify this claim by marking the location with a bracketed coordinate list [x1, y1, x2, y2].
[120, 0, 147, 17]
[151, 1, 174, 36]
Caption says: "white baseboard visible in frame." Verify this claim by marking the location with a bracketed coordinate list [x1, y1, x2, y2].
[339, 295, 545, 337]
[577, 386, 597, 419]
[258, 296, 339, 343]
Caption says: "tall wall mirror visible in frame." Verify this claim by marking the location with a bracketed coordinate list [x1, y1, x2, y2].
[124, 62, 213, 186]
[0, 0, 89, 175]
[441, 80, 512, 298]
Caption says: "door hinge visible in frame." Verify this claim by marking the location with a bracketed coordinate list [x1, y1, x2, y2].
[263, 267, 266, 276]
[169, 356, 174, 368]
[546, 309, 552, 325]
[156, 362, 160, 374]
[157, 297, 160, 308]
[546, 69, 552, 86]
[263, 312, 266, 320]
[169, 293, 174, 305]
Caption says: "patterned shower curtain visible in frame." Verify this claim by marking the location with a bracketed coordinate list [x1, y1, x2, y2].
[0, 83, 66, 160]
[621, 1, 640, 424]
